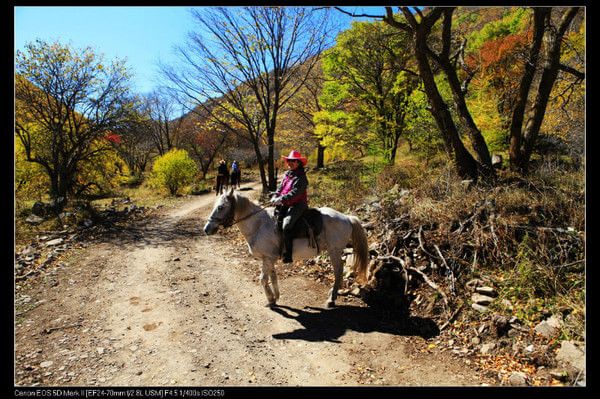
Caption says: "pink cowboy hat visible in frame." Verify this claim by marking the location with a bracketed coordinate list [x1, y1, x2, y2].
[282, 150, 307, 166]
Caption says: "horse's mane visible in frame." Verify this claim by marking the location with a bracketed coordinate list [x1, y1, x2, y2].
[233, 192, 259, 215]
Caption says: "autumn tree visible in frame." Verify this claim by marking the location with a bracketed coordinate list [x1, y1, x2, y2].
[338, 6, 583, 178]
[506, 7, 582, 173]
[318, 20, 419, 165]
[177, 109, 231, 179]
[276, 58, 327, 169]
[145, 90, 185, 156]
[106, 99, 155, 178]
[15, 40, 132, 209]
[163, 6, 333, 193]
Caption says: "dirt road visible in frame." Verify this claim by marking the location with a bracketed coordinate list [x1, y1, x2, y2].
[15, 185, 494, 387]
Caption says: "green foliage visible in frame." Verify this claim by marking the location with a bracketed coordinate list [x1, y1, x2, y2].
[15, 39, 132, 204]
[310, 160, 370, 210]
[15, 138, 49, 204]
[467, 8, 530, 53]
[317, 19, 417, 164]
[403, 87, 445, 160]
[151, 149, 198, 196]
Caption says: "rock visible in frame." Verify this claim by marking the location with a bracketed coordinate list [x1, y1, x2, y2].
[32, 201, 47, 216]
[491, 154, 503, 168]
[550, 370, 569, 382]
[20, 245, 36, 256]
[501, 299, 514, 310]
[475, 286, 497, 297]
[26, 215, 45, 225]
[471, 293, 495, 306]
[40, 361, 54, 368]
[471, 303, 490, 313]
[345, 254, 355, 268]
[556, 341, 585, 372]
[461, 180, 474, 190]
[534, 315, 563, 338]
[492, 314, 511, 337]
[481, 343, 496, 354]
[466, 279, 484, 289]
[525, 344, 535, 353]
[507, 371, 528, 386]
[471, 337, 481, 345]
[45, 238, 64, 247]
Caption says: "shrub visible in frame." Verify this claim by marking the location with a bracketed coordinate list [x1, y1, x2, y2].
[151, 149, 198, 196]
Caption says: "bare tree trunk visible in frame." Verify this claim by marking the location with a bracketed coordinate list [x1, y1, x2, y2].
[510, 7, 580, 174]
[316, 143, 325, 169]
[404, 8, 479, 180]
[435, 8, 493, 174]
[267, 127, 277, 192]
[509, 8, 549, 172]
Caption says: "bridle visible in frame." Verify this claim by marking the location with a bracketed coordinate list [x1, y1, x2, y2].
[208, 195, 271, 228]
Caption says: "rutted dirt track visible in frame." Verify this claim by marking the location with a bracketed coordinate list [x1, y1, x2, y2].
[15, 184, 495, 387]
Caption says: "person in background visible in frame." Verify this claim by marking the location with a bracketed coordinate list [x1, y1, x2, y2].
[216, 159, 229, 195]
[230, 160, 241, 189]
[270, 150, 309, 263]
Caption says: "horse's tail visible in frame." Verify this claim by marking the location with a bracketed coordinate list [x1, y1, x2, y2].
[349, 216, 369, 284]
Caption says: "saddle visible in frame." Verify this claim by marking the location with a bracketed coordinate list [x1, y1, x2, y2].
[275, 208, 323, 250]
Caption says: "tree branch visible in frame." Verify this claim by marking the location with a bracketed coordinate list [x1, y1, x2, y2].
[559, 63, 585, 80]
[333, 6, 385, 20]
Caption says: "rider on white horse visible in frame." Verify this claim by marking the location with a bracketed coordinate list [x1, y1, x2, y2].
[270, 150, 309, 264]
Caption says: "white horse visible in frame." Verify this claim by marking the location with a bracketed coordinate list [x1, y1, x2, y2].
[203, 188, 369, 308]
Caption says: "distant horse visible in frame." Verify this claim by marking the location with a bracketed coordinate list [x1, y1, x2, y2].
[203, 188, 369, 308]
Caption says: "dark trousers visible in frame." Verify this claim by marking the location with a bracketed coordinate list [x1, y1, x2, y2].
[230, 171, 241, 188]
[216, 174, 228, 195]
[278, 203, 308, 261]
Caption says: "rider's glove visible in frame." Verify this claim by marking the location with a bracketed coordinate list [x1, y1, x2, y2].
[270, 196, 283, 206]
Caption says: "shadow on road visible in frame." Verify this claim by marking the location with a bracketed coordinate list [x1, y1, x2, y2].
[270, 304, 439, 343]
[84, 213, 207, 247]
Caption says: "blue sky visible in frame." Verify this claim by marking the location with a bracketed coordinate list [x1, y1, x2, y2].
[15, 6, 388, 96]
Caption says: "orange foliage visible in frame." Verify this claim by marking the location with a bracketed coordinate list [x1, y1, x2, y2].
[466, 30, 532, 119]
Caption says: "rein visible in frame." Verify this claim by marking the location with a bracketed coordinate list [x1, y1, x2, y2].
[209, 195, 270, 228]
[229, 203, 270, 226]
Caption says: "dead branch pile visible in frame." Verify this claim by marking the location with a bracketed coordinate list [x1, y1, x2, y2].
[353, 193, 584, 326]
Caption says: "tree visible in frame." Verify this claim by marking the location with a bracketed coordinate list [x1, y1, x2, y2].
[177, 110, 231, 179]
[15, 40, 132, 209]
[145, 90, 185, 156]
[378, 7, 483, 179]
[151, 149, 197, 196]
[319, 20, 418, 165]
[276, 58, 327, 169]
[336, 6, 583, 178]
[163, 6, 332, 193]
[106, 99, 155, 178]
[507, 7, 582, 173]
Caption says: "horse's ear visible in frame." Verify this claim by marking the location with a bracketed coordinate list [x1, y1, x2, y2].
[227, 186, 235, 198]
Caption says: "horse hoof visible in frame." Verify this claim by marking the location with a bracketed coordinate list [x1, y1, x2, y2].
[326, 301, 336, 308]
[266, 301, 277, 308]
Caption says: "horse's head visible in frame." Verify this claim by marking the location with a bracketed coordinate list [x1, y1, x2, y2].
[204, 188, 236, 235]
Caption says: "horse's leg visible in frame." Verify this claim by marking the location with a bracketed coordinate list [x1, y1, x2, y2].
[326, 249, 343, 308]
[268, 259, 280, 302]
[260, 258, 276, 307]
